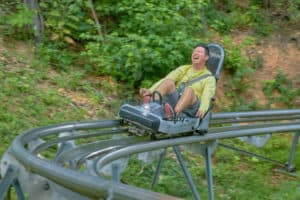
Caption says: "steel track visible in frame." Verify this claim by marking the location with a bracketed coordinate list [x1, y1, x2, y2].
[1, 109, 300, 200]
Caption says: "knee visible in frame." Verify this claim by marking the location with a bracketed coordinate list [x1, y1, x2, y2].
[183, 87, 195, 96]
[183, 87, 197, 102]
[161, 79, 176, 90]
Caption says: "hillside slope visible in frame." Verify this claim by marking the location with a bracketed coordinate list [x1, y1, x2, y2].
[215, 26, 300, 110]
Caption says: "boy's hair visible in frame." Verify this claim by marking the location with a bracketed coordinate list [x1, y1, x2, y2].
[194, 43, 210, 57]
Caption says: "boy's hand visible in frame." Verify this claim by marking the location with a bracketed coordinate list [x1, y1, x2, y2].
[196, 110, 205, 118]
[139, 88, 151, 97]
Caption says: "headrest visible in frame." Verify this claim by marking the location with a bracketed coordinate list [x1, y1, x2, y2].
[206, 43, 225, 80]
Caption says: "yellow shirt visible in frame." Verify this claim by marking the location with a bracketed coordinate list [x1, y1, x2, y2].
[149, 65, 216, 113]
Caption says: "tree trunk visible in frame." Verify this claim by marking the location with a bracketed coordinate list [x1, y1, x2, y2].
[200, 8, 208, 37]
[89, 0, 105, 41]
[24, 0, 44, 43]
[263, 0, 271, 9]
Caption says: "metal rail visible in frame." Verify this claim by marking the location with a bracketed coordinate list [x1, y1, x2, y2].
[0, 109, 300, 200]
[211, 109, 300, 119]
[7, 120, 179, 200]
[95, 123, 300, 169]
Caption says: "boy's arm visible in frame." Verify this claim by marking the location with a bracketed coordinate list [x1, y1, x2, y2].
[149, 65, 188, 92]
[197, 77, 216, 114]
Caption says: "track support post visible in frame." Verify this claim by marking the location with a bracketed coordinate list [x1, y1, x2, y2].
[286, 131, 299, 172]
[173, 146, 202, 200]
[0, 165, 25, 200]
[151, 148, 167, 189]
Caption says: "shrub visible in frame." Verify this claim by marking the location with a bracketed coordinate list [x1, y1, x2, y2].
[81, 0, 205, 87]
[222, 36, 255, 92]
[0, 1, 35, 39]
[263, 70, 300, 108]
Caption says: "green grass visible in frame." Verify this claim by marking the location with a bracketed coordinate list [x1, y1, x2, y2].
[0, 42, 125, 157]
[121, 136, 300, 199]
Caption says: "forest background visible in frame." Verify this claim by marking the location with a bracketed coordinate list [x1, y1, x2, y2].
[0, 0, 300, 199]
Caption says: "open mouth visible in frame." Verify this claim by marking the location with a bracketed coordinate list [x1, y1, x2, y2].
[193, 56, 200, 61]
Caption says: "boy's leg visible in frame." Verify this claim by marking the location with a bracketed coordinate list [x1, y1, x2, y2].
[174, 87, 198, 115]
[155, 80, 200, 117]
[155, 79, 176, 96]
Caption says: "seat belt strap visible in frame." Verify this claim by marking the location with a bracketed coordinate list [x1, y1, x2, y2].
[185, 74, 213, 87]
[178, 74, 213, 95]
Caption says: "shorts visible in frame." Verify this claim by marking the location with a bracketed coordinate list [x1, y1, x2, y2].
[162, 89, 200, 117]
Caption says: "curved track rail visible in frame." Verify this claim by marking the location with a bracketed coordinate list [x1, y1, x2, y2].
[1, 109, 300, 200]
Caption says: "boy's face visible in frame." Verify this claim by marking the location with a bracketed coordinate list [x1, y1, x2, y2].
[191, 47, 208, 64]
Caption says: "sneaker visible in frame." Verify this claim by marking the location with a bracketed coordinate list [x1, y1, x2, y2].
[164, 102, 174, 119]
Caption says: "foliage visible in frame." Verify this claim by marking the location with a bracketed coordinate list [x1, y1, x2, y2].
[204, 0, 274, 36]
[81, 0, 205, 87]
[0, 1, 35, 39]
[0, 0, 289, 89]
[36, 42, 77, 71]
[223, 36, 255, 83]
[216, 35, 269, 112]
[39, 0, 92, 42]
[252, 0, 300, 24]
[286, 0, 300, 23]
[0, 0, 208, 88]
[247, 5, 274, 36]
[219, 35, 257, 109]
[263, 70, 300, 108]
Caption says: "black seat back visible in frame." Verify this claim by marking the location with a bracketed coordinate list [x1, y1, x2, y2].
[206, 43, 225, 81]
[197, 43, 225, 132]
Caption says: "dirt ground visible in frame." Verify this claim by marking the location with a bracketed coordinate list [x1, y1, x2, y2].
[215, 25, 300, 109]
